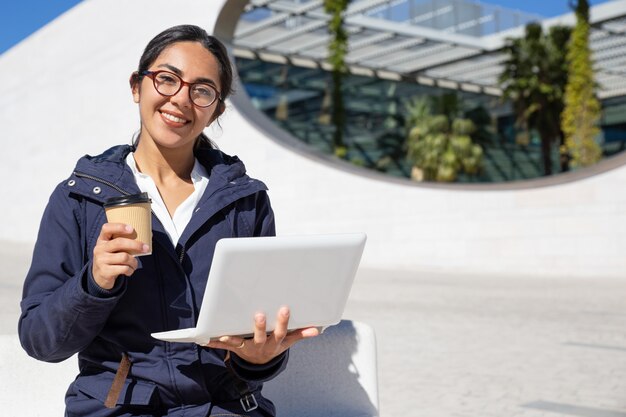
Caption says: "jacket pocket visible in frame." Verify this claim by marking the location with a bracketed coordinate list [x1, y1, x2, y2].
[73, 372, 159, 408]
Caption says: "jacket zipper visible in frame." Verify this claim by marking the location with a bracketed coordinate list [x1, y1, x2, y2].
[178, 247, 185, 264]
[174, 182, 254, 329]
[73, 171, 131, 196]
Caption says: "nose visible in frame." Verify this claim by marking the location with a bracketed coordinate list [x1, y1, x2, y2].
[170, 83, 193, 108]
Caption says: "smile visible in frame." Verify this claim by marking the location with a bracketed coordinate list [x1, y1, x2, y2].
[160, 111, 189, 124]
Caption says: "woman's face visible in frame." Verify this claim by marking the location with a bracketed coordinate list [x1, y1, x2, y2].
[132, 41, 222, 152]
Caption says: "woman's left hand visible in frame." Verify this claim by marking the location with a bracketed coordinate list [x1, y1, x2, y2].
[205, 306, 319, 365]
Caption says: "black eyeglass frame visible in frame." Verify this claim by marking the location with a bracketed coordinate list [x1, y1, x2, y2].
[139, 70, 222, 108]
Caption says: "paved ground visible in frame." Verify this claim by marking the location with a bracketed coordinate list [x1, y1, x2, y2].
[345, 269, 626, 417]
[3, 241, 626, 417]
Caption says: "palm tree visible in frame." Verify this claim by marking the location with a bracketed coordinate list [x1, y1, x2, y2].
[323, 0, 349, 157]
[561, 0, 603, 167]
[405, 96, 483, 182]
[499, 23, 571, 176]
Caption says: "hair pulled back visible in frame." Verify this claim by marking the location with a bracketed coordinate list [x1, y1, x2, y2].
[132, 24, 234, 149]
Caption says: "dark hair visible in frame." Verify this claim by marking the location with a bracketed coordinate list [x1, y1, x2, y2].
[131, 24, 234, 149]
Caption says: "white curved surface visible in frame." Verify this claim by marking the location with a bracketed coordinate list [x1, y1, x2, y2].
[0, 0, 625, 278]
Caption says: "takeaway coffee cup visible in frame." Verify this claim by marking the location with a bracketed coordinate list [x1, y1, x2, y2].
[103, 192, 152, 256]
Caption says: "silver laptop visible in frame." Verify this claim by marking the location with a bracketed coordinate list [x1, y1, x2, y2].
[151, 233, 367, 345]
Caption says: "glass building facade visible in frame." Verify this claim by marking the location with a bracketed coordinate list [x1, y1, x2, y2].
[233, 0, 626, 183]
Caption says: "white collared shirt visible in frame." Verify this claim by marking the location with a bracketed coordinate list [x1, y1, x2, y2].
[126, 153, 209, 246]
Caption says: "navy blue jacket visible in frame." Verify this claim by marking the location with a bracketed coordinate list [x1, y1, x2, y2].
[19, 144, 286, 416]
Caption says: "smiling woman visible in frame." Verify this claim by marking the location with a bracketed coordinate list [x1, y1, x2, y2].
[18, 23, 319, 417]
[131, 41, 223, 156]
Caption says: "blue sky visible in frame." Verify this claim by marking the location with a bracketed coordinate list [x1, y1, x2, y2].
[0, 0, 613, 55]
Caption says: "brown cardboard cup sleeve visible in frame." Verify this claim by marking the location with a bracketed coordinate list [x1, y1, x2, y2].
[103, 192, 152, 256]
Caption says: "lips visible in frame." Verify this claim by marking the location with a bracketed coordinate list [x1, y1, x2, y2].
[160, 110, 189, 126]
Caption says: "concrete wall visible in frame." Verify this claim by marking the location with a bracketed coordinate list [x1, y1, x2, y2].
[1, 0, 625, 278]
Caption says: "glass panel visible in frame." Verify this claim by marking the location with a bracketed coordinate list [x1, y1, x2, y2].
[234, 0, 626, 183]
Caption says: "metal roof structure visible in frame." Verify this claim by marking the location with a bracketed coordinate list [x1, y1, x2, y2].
[233, 0, 626, 99]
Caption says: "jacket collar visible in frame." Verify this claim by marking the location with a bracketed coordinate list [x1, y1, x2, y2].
[68, 144, 252, 202]
[65, 143, 269, 257]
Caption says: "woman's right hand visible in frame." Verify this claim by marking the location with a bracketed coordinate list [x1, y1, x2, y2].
[92, 223, 149, 290]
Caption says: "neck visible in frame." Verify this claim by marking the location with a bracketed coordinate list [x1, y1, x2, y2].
[133, 138, 195, 183]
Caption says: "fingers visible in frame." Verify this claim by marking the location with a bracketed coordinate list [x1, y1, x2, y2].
[92, 222, 148, 289]
[272, 307, 289, 345]
[96, 251, 139, 275]
[97, 223, 135, 243]
[206, 336, 246, 351]
[253, 313, 268, 346]
[97, 223, 149, 254]
[204, 307, 322, 366]
[206, 311, 269, 353]
[271, 307, 321, 347]
[283, 326, 320, 348]
[300, 327, 321, 338]
[92, 250, 139, 289]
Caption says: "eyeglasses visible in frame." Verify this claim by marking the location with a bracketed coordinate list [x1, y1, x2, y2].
[140, 70, 221, 108]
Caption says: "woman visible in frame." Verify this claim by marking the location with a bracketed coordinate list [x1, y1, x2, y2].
[18, 24, 318, 417]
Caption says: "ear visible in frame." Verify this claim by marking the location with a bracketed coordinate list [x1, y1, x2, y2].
[130, 72, 141, 104]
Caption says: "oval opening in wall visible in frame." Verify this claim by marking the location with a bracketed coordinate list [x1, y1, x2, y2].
[215, 0, 626, 190]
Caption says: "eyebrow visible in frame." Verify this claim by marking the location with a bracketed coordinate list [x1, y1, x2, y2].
[157, 63, 218, 87]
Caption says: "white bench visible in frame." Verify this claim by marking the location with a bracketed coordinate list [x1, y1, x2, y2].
[264, 320, 379, 417]
[1, 320, 378, 417]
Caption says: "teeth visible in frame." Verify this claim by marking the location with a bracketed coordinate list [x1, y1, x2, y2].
[162, 112, 186, 123]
